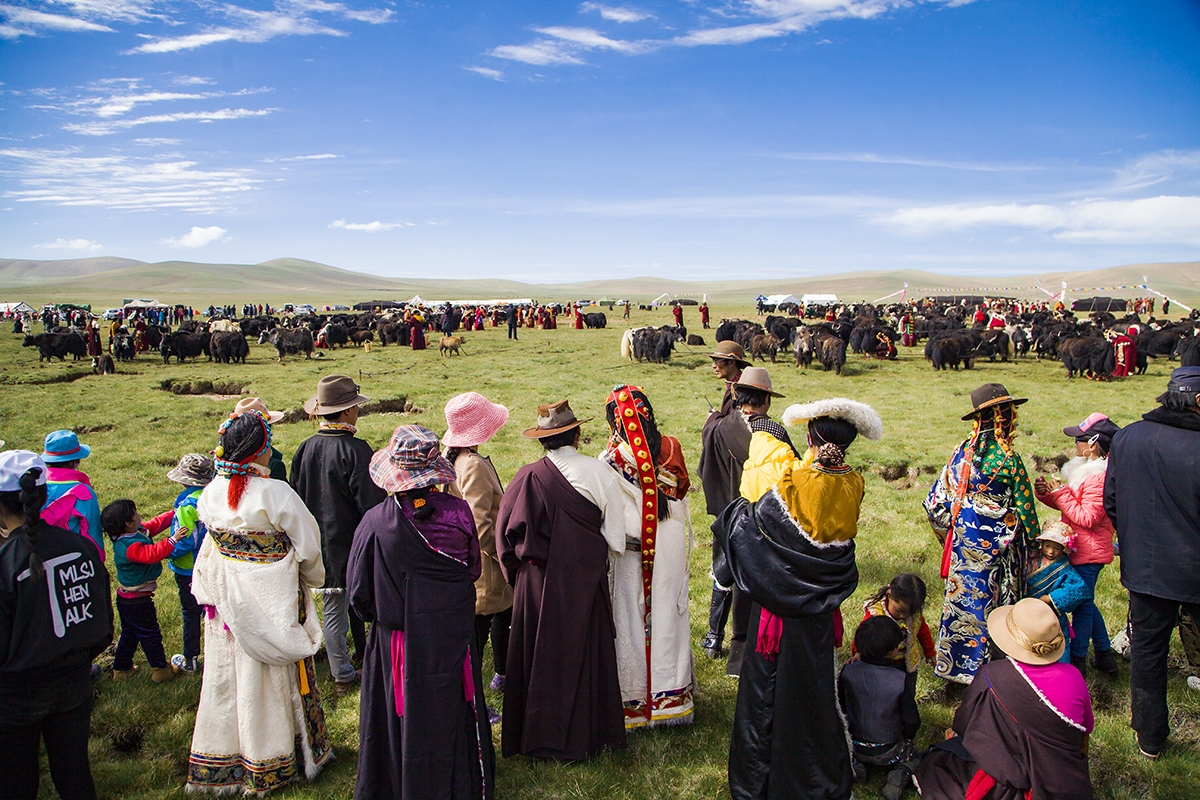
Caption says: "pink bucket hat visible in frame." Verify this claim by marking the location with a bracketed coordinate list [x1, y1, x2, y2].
[442, 392, 509, 448]
[370, 425, 457, 493]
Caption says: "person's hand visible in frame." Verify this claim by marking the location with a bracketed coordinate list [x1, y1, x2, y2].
[848, 652, 861, 663]
[172, 526, 190, 543]
[1034, 476, 1054, 494]
[944, 728, 956, 741]
[1039, 594, 1053, 605]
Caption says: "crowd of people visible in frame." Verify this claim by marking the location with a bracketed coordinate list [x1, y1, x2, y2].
[1, 345, 1199, 799]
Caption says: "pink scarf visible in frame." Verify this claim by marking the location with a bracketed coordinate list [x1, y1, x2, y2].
[390, 631, 474, 717]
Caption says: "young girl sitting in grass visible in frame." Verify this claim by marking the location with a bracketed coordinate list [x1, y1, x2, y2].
[859, 574, 935, 742]
[1025, 521, 1091, 669]
[101, 498, 186, 683]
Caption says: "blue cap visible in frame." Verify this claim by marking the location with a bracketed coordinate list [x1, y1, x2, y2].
[41, 430, 91, 463]
[1168, 367, 1200, 393]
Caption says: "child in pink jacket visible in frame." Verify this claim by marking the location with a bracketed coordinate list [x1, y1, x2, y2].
[1034, 412, 1122, 677]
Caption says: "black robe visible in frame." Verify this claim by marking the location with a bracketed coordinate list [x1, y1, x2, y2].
[347, 498, 495, 800]
[291, 430, 386, 588]
[915, 659, 1093, 800]
[713, 492, 859, 800]
[495, 456, 626, 761]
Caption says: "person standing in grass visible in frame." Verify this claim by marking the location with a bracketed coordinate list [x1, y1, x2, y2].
[1103, 366, 1200, 759]
[495, 400, 628, 760]
[0, 450, 113, 800]
[442, 392, 512, 722]
[165, 453, 215, 675]
[925, 384, 1039, 686]
[40, 431, 103, 558]
[697, 342, 752, 662]
[602, 385, 696, 729]
[291, 376, 386, 696]
[348, 425, 495, 800]
[187, 411, 331, 795]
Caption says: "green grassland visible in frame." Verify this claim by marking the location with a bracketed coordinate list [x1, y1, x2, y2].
[2, 302, 1198, 799]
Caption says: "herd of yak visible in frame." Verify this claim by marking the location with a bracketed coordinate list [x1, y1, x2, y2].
[621, 302, 1200, 378]
[18, 301, 1200, 379]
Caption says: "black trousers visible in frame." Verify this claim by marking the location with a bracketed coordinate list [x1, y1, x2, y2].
[0, 672, 96, 800]
[114, 594, 167, 670]
[175, 573, 201, 659]
[475, 607, 512, 676]
[1129, 590, 1200, 751]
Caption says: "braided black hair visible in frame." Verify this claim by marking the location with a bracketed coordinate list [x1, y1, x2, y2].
[0, 468, 48, 579]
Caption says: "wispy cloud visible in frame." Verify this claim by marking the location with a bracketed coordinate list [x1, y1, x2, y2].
[330, 219, 414, 231]
[65, 107, 277, 136]
[33, 237, 103, 253]
[164, 225, 227, 247]
[0, 5, 113, 38]
[0, 0, 157, 38]
[490, 41, 585, 66]
[465, 66, 505, 80]
[1, 147, 261, 212]
[537, 26, 646, 52]
[763, 151, 1041, 172]
[264, 153, 341, 162]
[580, 3, 651, 23]
[126, 1, 393, 54]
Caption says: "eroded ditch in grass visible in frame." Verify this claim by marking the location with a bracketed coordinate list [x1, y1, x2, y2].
[875, 461, 939, 490]
[155, 382, 422, 423]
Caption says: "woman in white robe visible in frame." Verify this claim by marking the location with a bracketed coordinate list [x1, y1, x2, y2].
[186, 411, 332, 795]
[601, 385, 696, 729]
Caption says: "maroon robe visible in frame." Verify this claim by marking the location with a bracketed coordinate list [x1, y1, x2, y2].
[495, 457, 626, 761]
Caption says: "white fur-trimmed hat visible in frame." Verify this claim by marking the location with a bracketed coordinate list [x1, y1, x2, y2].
[782, 398, 883, 441]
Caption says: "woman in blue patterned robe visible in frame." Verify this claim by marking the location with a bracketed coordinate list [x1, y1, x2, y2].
[924, 387, 1040, 684]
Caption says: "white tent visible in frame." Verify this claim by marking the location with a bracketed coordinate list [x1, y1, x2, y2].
[801, 294, 839, 306]
[764, 294, 801, 307]
[123, 299, 168, 310]
[407, 295, 427, 306]
[0, 301, 33, 314]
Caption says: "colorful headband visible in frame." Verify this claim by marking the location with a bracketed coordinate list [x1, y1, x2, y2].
[214, 409, 272, 464]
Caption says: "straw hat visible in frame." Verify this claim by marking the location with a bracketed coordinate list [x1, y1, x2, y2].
[733, 366, 784, 398]
[522, 399, 591, 439]
[41, 430, 91, 463]
[987, 598, 1066, 665]
[710, 340, 751, 369]
[443, 392, 509, 448]
[233, 397, 285, 425]
[369, 425, 457, 493]
[962, 383, 1027, 421]
[167, 453, 216, 487]
[304, 375, 370, 415]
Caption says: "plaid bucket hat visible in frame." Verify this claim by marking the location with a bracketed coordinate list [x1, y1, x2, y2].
[370, 425, 457, 493]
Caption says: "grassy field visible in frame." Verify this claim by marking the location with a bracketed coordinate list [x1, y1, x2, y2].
[2, 303, 1198, 799]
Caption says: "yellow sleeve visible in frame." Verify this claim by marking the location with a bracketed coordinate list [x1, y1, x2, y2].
[740, 431, 800, 502]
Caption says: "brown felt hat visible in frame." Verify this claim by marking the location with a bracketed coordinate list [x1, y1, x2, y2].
[733, 366, 784, 398]
[522, 399, 592, 439]
[710, 340, 751, 369]
[304, 375, 371, 415]
[962, 383, 1028, 421]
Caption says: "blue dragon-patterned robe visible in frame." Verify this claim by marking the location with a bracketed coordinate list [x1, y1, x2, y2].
[925, 434, 1039, 683]
[1026, 557, 1091, 663]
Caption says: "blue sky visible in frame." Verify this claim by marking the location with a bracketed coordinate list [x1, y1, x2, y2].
[2, 0, 1199, 281]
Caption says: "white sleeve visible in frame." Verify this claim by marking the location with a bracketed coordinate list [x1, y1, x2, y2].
[596, 465, 630, 554]
[264, 484, 326, 589]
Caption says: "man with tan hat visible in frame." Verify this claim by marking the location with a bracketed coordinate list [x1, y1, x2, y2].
[495, 399, 629, 761]
[290, 375, 386, 694]
[697, 341, 754, 663]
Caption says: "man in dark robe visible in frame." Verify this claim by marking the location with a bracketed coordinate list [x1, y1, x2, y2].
[291, 375, 386, 693]
[495, 400, 628, 761]
[697, 341, 753, 666]
[714, 491, 859, 800]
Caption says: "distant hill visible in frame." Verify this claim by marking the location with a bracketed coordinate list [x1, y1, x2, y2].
[2, 256, 1197, 308]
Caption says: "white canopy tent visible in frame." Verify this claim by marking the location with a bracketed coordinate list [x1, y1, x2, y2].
[123, 299, 168, 310]
[763, 294, 801, 307]
[651, 292, 710, 306]
[0, 301, 34, 314]
[801, 294, 839, 306]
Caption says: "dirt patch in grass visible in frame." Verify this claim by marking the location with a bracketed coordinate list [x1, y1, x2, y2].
[1029, 453, 1071, 472]
[72, 423, 115, 434]
[876, 462, 937, 490]
[276, 395, 414, 424]
[110, 724, 145, 754]
[158, 378, 247, 396]
[1, 369, 94, 385]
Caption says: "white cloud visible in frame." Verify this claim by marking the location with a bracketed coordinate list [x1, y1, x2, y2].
[536, 26, 645, 52]
[764, 151, 1040, 172]
[1, 147, 261, 212]
[490, 41, 584, 66]
[884, 196, 1200, 245]
[271, 153, 340, 161]
[330, 219, 413, 232]
[65, 107, 276, 136]
[164, 226, 228, 248]
[173, 76, 215, 86]
[33, 237, 102, 252]
[465, 66, 505, 80]
[132, 137, 180, 145]
[0, 5, 113, 37]
[580, 3, 651, 23]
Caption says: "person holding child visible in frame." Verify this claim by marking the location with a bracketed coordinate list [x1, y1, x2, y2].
[165, 453, 215, 674]
[0, 450, 113, 800]
[1035, 412, 1120, 677]
[840, 615, 918, 800]
[186, 411, 331, 795]
[1025, 521, 1091, 668]
[860, 574, 935, 744]
[101, 498, 184, 683]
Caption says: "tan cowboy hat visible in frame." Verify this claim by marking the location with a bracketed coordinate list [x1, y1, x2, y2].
[522, 399, 592, 439]
[962, 383, 1028, 421]
[733, 366, 784, 398]
[710, 340, 751, 369]
[987, 598, 1066, 665]
[233, 397, 285, 425]
[304, 375, 371, 415]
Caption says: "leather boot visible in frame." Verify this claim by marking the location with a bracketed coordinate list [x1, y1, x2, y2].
[151, 665, 178, 683]
[1093, 648, 1119, 675]
[1071, 655, 1088, 679]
